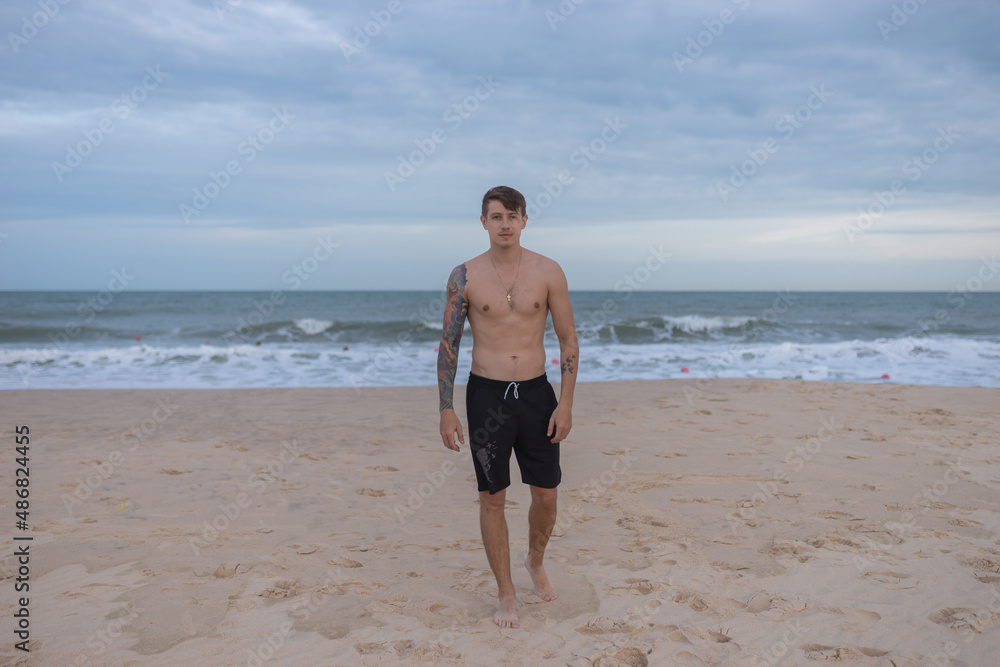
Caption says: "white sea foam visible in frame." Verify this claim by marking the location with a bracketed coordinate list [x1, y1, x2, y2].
[293, 319, 334, 335]
[3, 335, 998, 389]
[661, 315, 761, 334]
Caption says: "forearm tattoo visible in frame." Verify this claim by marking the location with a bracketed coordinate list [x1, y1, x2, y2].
[437, 264, 469, 411]
[561, 353, 577, 376]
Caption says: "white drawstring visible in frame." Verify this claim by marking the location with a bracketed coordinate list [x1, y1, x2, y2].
[504, 381, 519, 400]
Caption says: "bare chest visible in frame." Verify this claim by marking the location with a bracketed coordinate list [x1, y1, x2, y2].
[466, 264, 549, 322]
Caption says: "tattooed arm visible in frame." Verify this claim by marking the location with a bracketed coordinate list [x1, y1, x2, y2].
[547, 261, 578, 443]
[438, 264, 469, 451]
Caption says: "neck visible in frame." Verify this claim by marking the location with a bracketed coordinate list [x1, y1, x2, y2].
[490, 243, 521, 262]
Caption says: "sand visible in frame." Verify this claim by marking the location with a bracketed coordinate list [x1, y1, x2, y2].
[1, 379, 999, 666]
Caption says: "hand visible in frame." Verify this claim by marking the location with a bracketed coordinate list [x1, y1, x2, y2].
[547, 402, 572, 443]
[440, 409, 465, 451]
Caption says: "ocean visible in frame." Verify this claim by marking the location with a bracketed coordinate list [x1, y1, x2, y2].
[1, 290, 998, 390]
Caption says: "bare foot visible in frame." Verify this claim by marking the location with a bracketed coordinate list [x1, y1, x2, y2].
[494, 595, 519, 628]
[524, 556, 558, 601]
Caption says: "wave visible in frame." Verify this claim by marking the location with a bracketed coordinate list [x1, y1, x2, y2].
[575, 314, 769, 343]
[293, 318, 334, 335]
[0, 317, 447, 346]
[661, 315, 764, 334]
[3, 335, 998, 389]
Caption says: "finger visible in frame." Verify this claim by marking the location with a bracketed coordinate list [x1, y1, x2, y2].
[457, 425, 465, 445]
[547, 416, 556, 438]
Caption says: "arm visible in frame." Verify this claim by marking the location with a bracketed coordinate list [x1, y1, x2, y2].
[547, 262, 578, 443]
[437, 264, 469, 450]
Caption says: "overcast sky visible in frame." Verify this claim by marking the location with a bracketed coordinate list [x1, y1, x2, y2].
[1, 0, 998, 291]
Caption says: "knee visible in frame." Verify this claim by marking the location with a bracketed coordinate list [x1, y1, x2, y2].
[480, 491, 506, 512]
[532, 487, 557, 510]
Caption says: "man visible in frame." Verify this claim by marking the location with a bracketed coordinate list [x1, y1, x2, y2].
[437, 185, 579, 629]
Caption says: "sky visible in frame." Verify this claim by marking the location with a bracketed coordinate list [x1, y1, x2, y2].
[1, 0, 998, 291]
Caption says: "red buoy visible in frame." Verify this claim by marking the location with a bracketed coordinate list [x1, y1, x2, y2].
[881, 373, 890, 380]
[135, 335, 141, 341]
[681, 366, 689, 373]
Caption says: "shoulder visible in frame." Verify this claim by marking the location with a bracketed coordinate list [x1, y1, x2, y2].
[524, 249, 566, 281]
[445, 263, 469, 295]
[446, 257, 485, 295]
[447, 257, 479, 279]
[521, 248, 560, 270]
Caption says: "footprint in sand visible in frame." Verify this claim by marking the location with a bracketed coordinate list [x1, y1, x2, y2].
[673, 589, 746, 616]
[861, 571, 917, 590]
[962, 555, 1000, 574]
[260, 579, 301, 598]
[606, 578, 659, 595]
[850, 524, 904, 546]
[576, 617, 638, 634]
[210, 562, 250, 578]
[295, 544, 324, 555]
[667, 629, 692, 644]
[745, 592, 808, 618]
[835, 607, 882, 633]
[800, 644, 889, 661]
[928, 607, 999, 633]
[365, 593, 408, 615]
[768, 540, 814, 557]
[358, 488, 388, 497]
[355, 640, 414, 658]
[591, 647, 650, 667]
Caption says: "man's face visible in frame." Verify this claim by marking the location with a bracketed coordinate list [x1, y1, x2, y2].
[481, 200, 526, 249]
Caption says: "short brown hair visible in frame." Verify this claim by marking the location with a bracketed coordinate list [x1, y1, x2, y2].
[481, 186, 526, 218]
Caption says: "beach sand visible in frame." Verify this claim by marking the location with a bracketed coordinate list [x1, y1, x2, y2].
[1, 379, 999, 666]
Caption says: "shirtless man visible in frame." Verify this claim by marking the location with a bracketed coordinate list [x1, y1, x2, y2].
[437, 185, 579, 629]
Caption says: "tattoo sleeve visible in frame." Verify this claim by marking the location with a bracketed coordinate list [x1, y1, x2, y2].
[437, 264, 469, 411]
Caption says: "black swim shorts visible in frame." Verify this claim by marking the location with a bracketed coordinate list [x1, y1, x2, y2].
[465, 372, 561, 495]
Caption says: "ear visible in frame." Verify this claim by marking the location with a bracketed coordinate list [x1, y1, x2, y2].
[480, 214, 487, 228]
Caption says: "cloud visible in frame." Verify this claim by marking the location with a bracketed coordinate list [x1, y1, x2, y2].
[1, 0, 998, 289]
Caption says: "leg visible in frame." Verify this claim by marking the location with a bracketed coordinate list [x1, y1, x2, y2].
[479, 488, 519, 628]
[525, 485, 558, 601]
